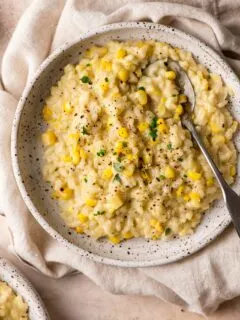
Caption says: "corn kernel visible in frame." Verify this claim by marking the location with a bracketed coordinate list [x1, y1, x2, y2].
[85, 198, 97, 207]
[114, 141, 123, 153]
[124, 166, 135, 177]
[102, 167, 113, 180]
[179, 94, 187, 104]
[165, 71, 176, 80]
[79, 148, 87, 159]
[137, 90, 148, 105]
[42, 131, 57, 146]
[118, 127, 128, 138]
[143, 152, 151, 165]
[116, 48, 127, 59]
[117, 69, 129, 82]
[68, 132, 80, 142]
[63, 101, 72, 113]
[123, 232, 133, 240]
[202, 79, 208, 90]
[78, 213, 88, 223]
[176, 185, 184, 197]
[183, 195, 190, 202]
[164, 166, 175, 179]
[158, 104, 166, 117]
[108, 236, 121, 244]
[206, 177, 214, 187]
[230, 166, 236, 177]
[100, 59, 112, 71]
[126, 154, 137, 161]
[58, 187, 73, 200]
[151, 88, 161, 96]
[187, 171, 202, 181]
[76, 226, 84, 234]
[189, 192, 201, 202]
[150, 219, 163, 233]
[141, 170, 150, 181]
[72, 149, 80, 165]
[158, 118, 168, 134]
[62, 154, 72, 163]
[175, 104, 184, 116]
[210, 122, 221, 134]
[212, 134, 226, 146]
[137, 122, 148, 132]
[42, 105, 52, 121]
[100, 82, 109, 93]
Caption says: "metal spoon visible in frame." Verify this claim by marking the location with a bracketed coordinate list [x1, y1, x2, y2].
[168, 60, 240, 236]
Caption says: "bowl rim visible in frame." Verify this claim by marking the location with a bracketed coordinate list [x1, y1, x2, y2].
[0, 257, 49, 319]
[11, 21, 237, 267]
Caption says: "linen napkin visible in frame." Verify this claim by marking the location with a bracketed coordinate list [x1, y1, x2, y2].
[1, 0, 240, 315]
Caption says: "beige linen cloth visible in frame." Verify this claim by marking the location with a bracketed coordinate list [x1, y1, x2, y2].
[1, 0, 240, 315]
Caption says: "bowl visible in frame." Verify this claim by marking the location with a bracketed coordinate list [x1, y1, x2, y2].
[11, 22, 240, 267]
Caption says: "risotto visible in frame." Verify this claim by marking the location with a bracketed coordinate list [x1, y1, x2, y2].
[41, 40, 238, 244]
[0, 281, 29, 319]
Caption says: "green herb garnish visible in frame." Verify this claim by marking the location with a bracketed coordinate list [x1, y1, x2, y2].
[122, 141, 128, 148]
[84, 177, 88, 183]
[113, 162, 125, 172]
[167, 143, 172, 150]
[149, 129, 157, 141]
[159, 175, 166, 180]
[150, 116, 158, 129]
[82, 126, 89, 135]
[138, 86, 145, 91]
[94, 211, 105, 216]
[149, 116, 158, 141]
[97, 149, 106, 157]
[113, 173, 122, 183]
[165, 228, 171, 235]
[81, 76, 92, 84]
[86, 63, 91, 67]
[105, 77, 109, 82]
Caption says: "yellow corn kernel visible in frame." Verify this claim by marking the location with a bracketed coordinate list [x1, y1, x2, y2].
[114, 141, 123, 153]
[151, 88, 161, 96]
[108, 236, 121, 244]
[187, 171, 202, 181]
[100, 82, 109, 93]
[58, 187, 73, 200]
[207, 178, 214, 187]
[100, 59, 112, 71]
[141, 170, 150, 181]
[202, 79, 209, 90]
[123, 232, 133, 240]
[107, 194, 123, 214]
[62, 154, 72, 163]
[72, 149, 80, 165]
[79, 148, 87, 160]
[175, 104, 184, 116]
[176, 185, 184, 197]
[117, 68, 129, 82]
[212, 134, 226, 146]
[158, 104, 166, 117]
[126, 154, 137, 161]
[160, 97, 167, 104]
[209, 122, 221, 134]
[137, 90, 148, 105]
[157, 118, 168, 134]
[183, 195, 190, 202]
[118, 127, 128, 138]
[85, 198, 97, 207]
[179, 94, 187, 104]
[68, 132, 80, 142]
[143, 152, 151, 165]
[42, 131, 57, 146]
[165, 71, 176, 80]
[75, 226, 84, 234]
[150, 219, 163, 233]
[189, 192, 201, 202]
[102, 167, 113, 180]
[164, 166, 175, 179]
[42, 105, 52, 121]
[63, 101, 72, 113]
[230, 165, 236, 177]
[137, 122, 148, 132]
[78, 213, 88, 223]
[116, 48, 127, 59]
[124, 166, 135, 177]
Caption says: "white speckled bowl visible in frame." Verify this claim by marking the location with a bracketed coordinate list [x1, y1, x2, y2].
[11, 22, 240, 267]
[0, 257, 49, 319]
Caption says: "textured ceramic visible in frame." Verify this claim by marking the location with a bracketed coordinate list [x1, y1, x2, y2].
[11, 22, 240, 267]
[0, 257, 49, 319]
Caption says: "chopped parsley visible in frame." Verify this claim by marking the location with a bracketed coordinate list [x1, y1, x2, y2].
[82, 126, 89, 135]
[159, 175, 166, 180]
[86, 63, 91, 67]
[113, 173, 122, 183]
[149, 129, 157, 141]
[84, 176, 88, 183]
[150, 116, 158, 129]
[138, 86, 145, 91]
[167, 143, 173, 150]
[113, 162, 125, 172]
[149, 116, 158, 141]
[165, 228, 171, 235]
[81, 76, 92, 84]
[105, 77, 109, 82]
[94, 211, 105, 216]
[122, 141, 128, 148]
[97, 149, 106, 157]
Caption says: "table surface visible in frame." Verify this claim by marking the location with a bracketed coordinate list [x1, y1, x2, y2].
[1, 1, 240, 319]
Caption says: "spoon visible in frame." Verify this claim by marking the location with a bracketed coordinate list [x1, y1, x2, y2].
[168, 59, 240, 236]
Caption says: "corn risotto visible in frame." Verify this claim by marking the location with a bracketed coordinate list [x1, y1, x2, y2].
[41, 40, 238, 244]
[0, 281, 29, 320]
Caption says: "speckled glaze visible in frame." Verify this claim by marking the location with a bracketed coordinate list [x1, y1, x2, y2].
[0, 257, 49, 319]
[11, 22, 240, 267]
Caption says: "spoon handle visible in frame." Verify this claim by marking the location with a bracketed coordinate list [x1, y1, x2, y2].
[183, 117, 240, 236]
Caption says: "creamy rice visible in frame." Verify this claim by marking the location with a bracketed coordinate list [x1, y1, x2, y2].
[41, 40, 238, 244]
[0, 281, 29, 319]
